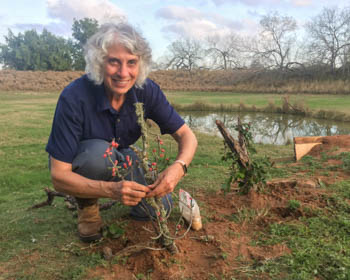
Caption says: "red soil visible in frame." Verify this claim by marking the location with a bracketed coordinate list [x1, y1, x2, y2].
[84, 138, 350, 279]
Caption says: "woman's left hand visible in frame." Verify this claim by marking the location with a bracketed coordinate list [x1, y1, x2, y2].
[146, 163, 184, 197]
[146, 124, 197, 198]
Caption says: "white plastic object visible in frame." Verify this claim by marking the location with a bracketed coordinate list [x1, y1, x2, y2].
[179, 189, 202, 231]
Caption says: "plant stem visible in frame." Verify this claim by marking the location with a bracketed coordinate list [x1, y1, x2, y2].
[135, 102, 178, 254]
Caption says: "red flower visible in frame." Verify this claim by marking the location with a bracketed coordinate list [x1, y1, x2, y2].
[103, 154, 107, 158]
[126, 155, 130, 162]
[152, 148, 156, 153]
[160, 154, 164, 158]
[161, 148, 165, 153]
[149, 167, 153, 171]
[123, 163, 127, 169]
[159, 140, 164, 145]
[152, 162, 157, 166]
[114, 160, 118, 165]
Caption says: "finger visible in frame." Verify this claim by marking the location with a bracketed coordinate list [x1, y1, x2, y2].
[147, 177, 161, 190]
[124, 189, 148, 199]
[123, 199, 141, 206]
[132, 185, 151, 193]
[146, 183, 164, 197]
[125, 181, 151, 193]
[146, 188, 167, 198]
[121, 194, 144, 205]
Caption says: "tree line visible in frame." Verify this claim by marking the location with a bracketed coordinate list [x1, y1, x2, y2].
[1, 6, 350, 81]
[159, 6, 350, 81]
[0, 18, 98, 71]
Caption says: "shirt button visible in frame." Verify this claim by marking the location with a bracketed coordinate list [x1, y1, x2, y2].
[117, 118, 120, 122]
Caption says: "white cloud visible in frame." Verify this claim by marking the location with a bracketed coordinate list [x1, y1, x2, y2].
[162, 19, 221, 38]
[291, 0, 312, 6]
[156, 6, 204, 22]
[156, 5, 252, 40]
[46, 0, 127, 25]
[212, 0, 281, 6]
[35, 0, 127, 37]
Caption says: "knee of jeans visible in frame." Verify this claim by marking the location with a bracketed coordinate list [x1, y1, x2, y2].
[72, 139, 115, 180]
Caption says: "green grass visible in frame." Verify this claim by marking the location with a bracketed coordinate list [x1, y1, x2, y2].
[165, 91, 350, 115]
[256, 181, 350, 280]
[1, 90, 350, 279]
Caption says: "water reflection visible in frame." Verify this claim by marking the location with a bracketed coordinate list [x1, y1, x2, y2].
[182, 112, 350, 145]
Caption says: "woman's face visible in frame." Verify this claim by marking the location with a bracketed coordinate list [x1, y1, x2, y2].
[103, 44, 140, 97]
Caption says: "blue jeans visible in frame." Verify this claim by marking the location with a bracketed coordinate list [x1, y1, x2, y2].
[70, 139, 172, 220]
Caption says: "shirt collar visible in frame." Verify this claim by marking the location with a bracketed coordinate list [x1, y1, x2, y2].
[95, 83, 138, 115]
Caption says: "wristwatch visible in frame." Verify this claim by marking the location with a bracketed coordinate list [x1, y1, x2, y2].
[174, 159, 187, 176]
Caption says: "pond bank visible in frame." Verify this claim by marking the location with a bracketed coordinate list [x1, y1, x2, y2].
[172, 97, 350, 123]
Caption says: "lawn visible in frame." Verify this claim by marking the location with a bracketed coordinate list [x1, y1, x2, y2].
[0, 90, 350, 279]
[165, 91, 350, 115]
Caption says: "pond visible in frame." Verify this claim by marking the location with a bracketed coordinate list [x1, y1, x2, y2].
[181, 111, 350, 145]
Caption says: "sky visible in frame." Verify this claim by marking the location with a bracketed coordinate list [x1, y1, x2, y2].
[1, 0, 349, 60]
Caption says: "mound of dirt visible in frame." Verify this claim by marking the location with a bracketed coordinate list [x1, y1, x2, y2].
[0, 69, 251, 92]
[308, 135, 350, 157]
[2, 69, 350, 94]
[85, 177, 336, 280]
[0, 70, 84, 91]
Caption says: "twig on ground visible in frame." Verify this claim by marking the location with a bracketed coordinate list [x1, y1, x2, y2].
[29, 187, 116, 211]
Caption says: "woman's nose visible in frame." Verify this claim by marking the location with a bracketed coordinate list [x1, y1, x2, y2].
[117, 63, 128, 77]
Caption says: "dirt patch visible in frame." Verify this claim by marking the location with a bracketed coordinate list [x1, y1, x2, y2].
[83, 175, 338, 279]
[3, 70, 350, 94]
[82, 139, 350, 280]
[0, 70, 254, 92]
[308, 135, 350, 157]
[0, 70, 84, 91]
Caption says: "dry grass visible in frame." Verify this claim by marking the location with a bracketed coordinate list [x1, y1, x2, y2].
[149, 70, 350, 94]
[1, 69, 350, 94]
[0, 70, 84, 91]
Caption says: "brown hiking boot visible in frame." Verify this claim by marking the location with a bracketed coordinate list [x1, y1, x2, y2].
[76, 198, 103, 242]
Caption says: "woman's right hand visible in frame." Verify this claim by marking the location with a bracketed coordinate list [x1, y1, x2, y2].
[110, 181, 150, 206]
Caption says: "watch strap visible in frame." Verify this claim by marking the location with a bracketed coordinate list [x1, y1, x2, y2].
[174, 159, 187, 176]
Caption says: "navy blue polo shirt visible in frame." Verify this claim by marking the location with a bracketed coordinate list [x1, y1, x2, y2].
[46, 75, 184, 163]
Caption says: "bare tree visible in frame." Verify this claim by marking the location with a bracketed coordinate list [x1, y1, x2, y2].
[305, 6, 350, 74]
[165, 38, 203, 73]
[205, 32, 244, 70]
[249, 12, 298, 70]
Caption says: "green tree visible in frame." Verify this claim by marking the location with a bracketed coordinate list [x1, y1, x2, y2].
[71, 18, 99, 70]
[0, 28, 73, 70]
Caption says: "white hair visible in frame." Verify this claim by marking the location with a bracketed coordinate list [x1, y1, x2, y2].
[84, 22, 152, 88]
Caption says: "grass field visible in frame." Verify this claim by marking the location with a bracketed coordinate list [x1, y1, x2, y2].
[165, 91, 350, 115]
[0, 90, 350, 279]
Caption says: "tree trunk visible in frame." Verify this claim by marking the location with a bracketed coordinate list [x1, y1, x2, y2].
[215, 119, 250, 168]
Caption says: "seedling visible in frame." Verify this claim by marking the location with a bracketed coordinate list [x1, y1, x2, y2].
[104, 102, 194, 254]
[218, 118, 271, 195]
